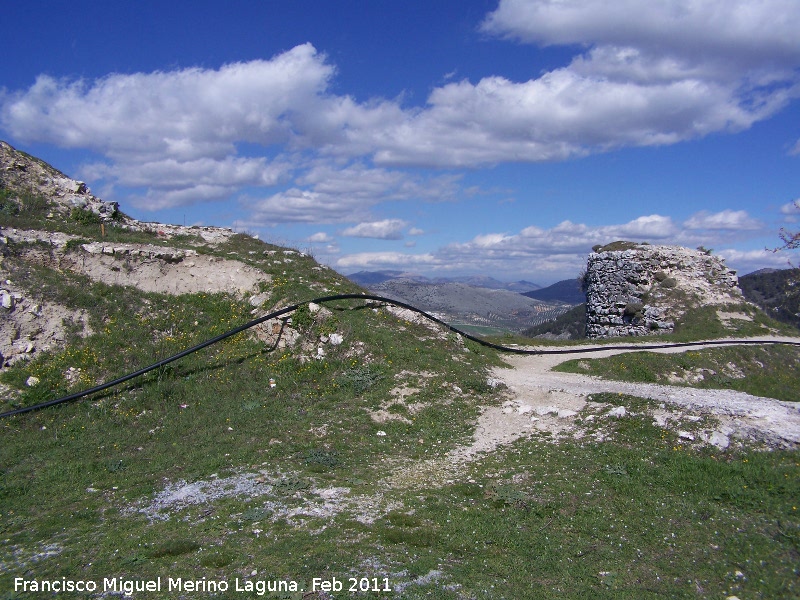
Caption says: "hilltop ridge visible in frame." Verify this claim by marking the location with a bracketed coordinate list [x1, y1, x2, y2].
[585, 242, 743, 338]
[1, 143, 799, 599]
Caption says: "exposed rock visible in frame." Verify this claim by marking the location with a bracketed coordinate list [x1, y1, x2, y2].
[585, 243, 742, 338]
[607, 406, 627, 418]
[1, 140, 119, 220]
[9, 234, 271, 297]
[1, 289, 13, 310]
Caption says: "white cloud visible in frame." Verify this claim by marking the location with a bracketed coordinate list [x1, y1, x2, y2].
[683, 209, 762, 230]
[331, 209, 778, 281]
[780, 200, 800, 223]
[335, 251, 439, 270]
[1, 4, 798, 219]
[481, 0, 800, 65]
[81, 155, 291, 190]
[245, 188, 371, 224]
[130, 184, 239, 211]
[408, 227, 425, 236]
[341, 219, 408, 240]
[384, 0, 796, 168]
[298, 162, 460, 203]
[717, 247, 796, 273]
[1, 44, 334, 161]
[307, 232, 334, 243]
[239, 160, 460, 224]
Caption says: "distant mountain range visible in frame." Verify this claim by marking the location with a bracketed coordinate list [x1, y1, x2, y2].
[522, 278, 584, 304]
[347, 270, 541, 293]
[739, 267, 800, 329]
[347, 271, 584, 334]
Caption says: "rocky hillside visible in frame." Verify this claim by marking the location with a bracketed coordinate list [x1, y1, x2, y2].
[366, 278, 570, 333]
[740, 267, 800, 329]
[584, 241, 743, 338]
[348, 270, 540, 293]
[0, 141, 119, 221]
[1, 141, 292, 368]
[521, 277, 584, 304]
[3, 143, 799, 599]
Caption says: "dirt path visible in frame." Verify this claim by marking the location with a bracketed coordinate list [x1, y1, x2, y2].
[488, 337, 800, 449]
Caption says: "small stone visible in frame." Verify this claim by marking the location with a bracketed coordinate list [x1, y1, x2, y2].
[26, 376, 40, 387]
[678, 431, 695, 441]
[376, 430, 387, 436]
[249, 293, 269, 307]
[708, 430, 730, 450]
[607, 406, 627, 418]
[1, 290, 13, 310]
[329, 333, 344, 346]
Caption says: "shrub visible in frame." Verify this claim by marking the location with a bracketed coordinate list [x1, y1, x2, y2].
[70, 207, 102, 225]
[290, 304, 314, 330]
[596, 240, 641, 252]
[623, 302, 644, 317]
[661, 277, 678, 289]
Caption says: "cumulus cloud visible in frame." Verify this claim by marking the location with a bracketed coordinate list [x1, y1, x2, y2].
[384, 0, 796, 167]
[332, 209, 770, 280]
[81, 155, 291, 190]
[780, 200, 800, 223]
[717, 248, 796, 273]
[683, 209, 763, 230]
[362, 0, 800, 167]
[307, 232, 334, 243]
[335, 251, 439, 270]
[1, 3, 799, 220]
[1, 44, 334, 160]
[245, 188, 371, 225]
[481, 0, 800, 66]
[242, 161, 460, 225]
[341, 219, 408, 240]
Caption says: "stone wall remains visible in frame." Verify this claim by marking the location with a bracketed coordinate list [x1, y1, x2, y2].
[585, 244, 742, 338]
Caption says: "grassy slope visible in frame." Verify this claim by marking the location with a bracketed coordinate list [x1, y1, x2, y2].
[554, 344, 800, 403]
[0, 214, 798, 599]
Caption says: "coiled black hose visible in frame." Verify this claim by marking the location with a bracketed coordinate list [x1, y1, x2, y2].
[1, 292, 798, 419]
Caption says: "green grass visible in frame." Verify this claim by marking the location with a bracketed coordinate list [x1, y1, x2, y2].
[554, 344, 800, 402]
[1, 232, 798, 599]
[669, 303, 799, 340]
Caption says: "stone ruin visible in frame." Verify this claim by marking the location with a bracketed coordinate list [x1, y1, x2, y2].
[584, 242, 742, 338]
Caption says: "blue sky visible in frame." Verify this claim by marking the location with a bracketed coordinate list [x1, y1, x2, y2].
[2, 0, 799, 285]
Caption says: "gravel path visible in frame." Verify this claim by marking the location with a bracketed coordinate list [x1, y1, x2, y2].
[489, 337, 800, 449]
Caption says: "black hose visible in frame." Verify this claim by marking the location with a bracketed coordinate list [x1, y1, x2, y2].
[1, 292, 798, 419]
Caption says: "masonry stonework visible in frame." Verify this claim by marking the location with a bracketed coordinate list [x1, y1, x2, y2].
[585, 243, 742, 338]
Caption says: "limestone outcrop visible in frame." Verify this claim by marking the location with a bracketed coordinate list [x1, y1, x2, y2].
[584, 242, 742, 338]
[1, 140, 119, 220]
